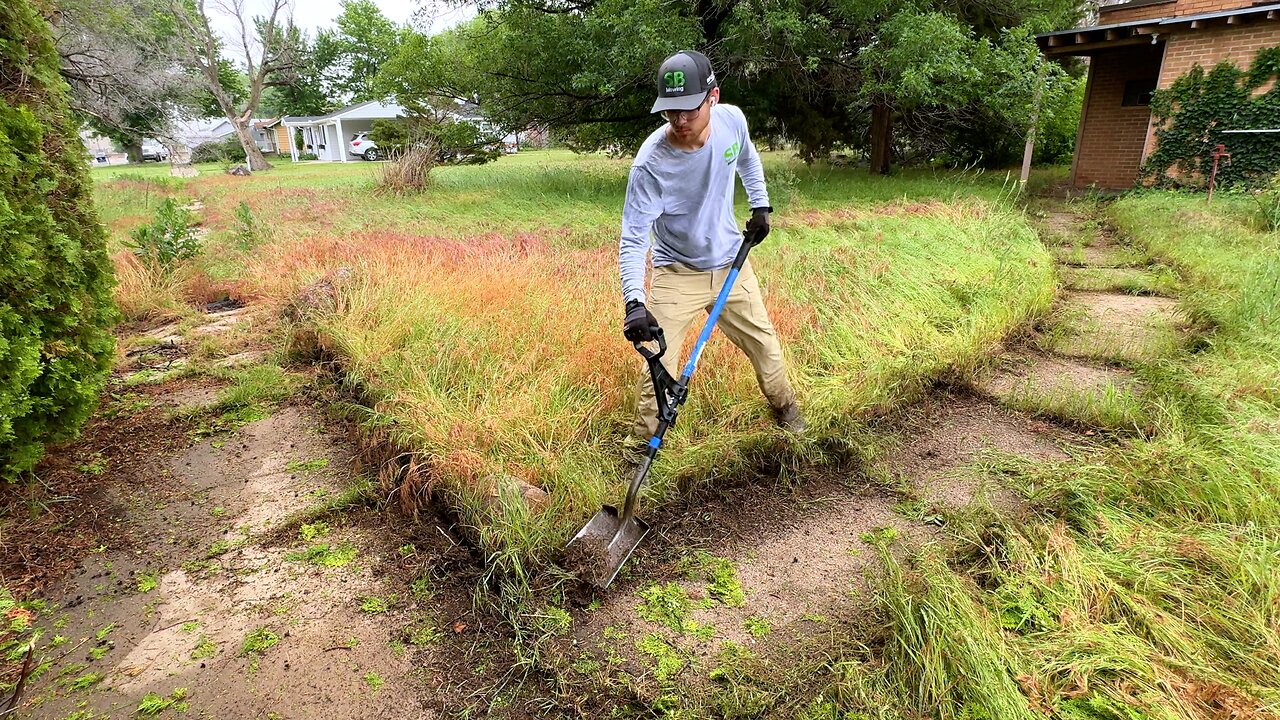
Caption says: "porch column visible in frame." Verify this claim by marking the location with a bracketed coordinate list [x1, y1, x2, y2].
[286, 123, 298, 162]
[336, 118, 347, 162]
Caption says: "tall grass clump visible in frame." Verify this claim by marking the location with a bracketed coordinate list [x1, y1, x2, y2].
[1254, 175, 1280, 233]
[285, 183, 1053, 591]
[875, 544, 1036, 720]
[375, 143, 437, 196]
[922, 194, 1279, 717]
[112, 198, 204, 321]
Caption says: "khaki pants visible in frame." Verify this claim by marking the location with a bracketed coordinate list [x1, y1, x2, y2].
[633, 260, 796, 439]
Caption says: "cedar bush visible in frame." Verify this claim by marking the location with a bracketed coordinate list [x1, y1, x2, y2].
[1, 1, 117, 479]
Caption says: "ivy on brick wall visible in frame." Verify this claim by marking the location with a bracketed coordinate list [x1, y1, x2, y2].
[1141, 46, 1280, 189]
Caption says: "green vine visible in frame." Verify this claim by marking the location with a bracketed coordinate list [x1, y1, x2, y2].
[1141, 46, 1280, 189]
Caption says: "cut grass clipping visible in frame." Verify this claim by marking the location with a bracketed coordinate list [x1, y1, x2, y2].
[299, 191, 1052, 583]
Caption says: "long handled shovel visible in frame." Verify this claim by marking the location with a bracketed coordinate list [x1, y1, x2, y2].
[568, 235, 755, 588]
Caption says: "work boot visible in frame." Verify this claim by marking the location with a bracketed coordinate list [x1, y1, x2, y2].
[773, 402, 806, 434]
[621, 434, 649, 466]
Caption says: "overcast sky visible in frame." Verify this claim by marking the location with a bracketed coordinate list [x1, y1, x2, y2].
[210, 0, 476, 42]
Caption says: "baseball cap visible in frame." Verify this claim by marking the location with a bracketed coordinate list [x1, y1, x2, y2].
[651, 51, 717, 114]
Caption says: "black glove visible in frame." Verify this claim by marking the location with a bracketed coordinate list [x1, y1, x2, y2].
[623, 300, 660, 342]
[746, 206, 771, 246]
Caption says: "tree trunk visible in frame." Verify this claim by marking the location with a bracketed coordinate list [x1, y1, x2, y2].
[125, 140, 143, 164]
[231, 119, 271, 171]
[869, 101, 893, 175]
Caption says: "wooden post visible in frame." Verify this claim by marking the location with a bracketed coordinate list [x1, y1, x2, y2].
[1020, 66, 1048, 190]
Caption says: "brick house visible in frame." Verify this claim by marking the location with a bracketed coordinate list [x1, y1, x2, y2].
[1036, 0, 1280, 188]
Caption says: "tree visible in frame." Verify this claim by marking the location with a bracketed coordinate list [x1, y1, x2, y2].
[170, 0, 295, 171]
[48, 0, 200, 160]
[1, 0, 117, 479]
[260, 24, 334, 117]
[378, 0, 1085, 169]
[320, 0, 407, 103]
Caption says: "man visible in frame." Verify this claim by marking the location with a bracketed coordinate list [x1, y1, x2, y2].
[619, 49, 804, 441]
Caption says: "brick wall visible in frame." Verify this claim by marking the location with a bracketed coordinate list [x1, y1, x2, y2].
[1072, 45, 1166, 188]
[1101, 0, 1176, 25]
[1141, 23, 1280, 156]
[1156, 24, 1280, 89]
[1100, 0, 1256, 24]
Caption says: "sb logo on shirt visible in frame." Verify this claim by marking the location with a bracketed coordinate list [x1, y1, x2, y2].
[723, 142, 740, 165]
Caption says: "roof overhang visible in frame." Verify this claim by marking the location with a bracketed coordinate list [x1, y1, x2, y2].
[1037, 2, 1280, 56]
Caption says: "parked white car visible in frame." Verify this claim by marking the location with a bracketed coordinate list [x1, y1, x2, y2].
[349, 132, 383, 160]
[140, 143, 169, 162]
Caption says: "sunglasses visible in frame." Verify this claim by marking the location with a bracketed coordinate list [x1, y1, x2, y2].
[662, 97, 710, 124]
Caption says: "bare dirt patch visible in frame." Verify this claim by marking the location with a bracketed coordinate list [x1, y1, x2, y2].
[1043, 210, 1079, 237]
[15, 402, 439, 720]
[975, 353, 1137, 401]
[879, 393, 1071, 511]
[562, 392, 1074, 710]
[5, 303, 450, 719]
[1078, 241, 1134, 268]
[10, 397, 440, 717]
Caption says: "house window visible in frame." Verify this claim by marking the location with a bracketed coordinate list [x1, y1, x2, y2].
[1122, 78, 1157, 107]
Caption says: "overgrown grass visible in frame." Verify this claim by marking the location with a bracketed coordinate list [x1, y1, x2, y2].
[803, 192, 1280, 719]
[283, 180, 1051, 585]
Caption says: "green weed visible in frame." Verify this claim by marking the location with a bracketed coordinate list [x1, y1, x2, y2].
[637, 582, 693, 633]
[136, 688, 188, 716]
[180, 364, 295, 438]
[743, 616, 772, 638]
[240, 628, 279, 656]
[136, 570, 159, 593]
[636, 633, 684, 682]
[680, 551, 746, 607]
[66, 672, 104, 691]
[286, 542, 358, 567]
[405, 622, 443, 647]
[76, 455, 107, 475]
[363, 670, 385, 691]
[190, 635, 216, 659]
[286, 458, 329, 474]
[298, 521, 330, 541]
[359, 596, 391, 614]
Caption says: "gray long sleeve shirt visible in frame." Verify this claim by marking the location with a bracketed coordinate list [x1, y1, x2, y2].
[619, 103, 770, 304]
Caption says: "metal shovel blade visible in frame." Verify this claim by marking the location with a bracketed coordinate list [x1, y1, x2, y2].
[566, 504, 650, 589]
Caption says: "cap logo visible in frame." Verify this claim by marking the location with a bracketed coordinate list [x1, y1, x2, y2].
[663, 70, 685, 93]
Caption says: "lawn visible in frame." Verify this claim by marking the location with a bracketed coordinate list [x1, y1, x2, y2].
[93, 151, 1055, 583]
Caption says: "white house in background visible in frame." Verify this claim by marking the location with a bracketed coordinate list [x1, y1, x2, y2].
[80, 131, 128, 165]
[170, 117, 277, 153]
[283, 101, 406, 162]
[170, 118, 233, 149]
